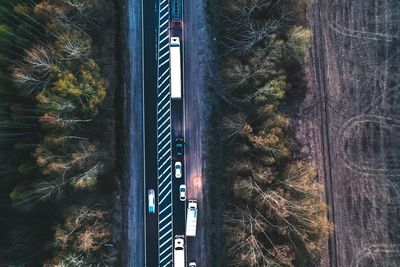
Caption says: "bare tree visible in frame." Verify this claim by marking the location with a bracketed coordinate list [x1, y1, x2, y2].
[220, 58, 254, 90]
[243, 79, 286, 104]
[246, 177, 331, 256]
[37, 93, 77, 114]
[280, 161, 322, 197]
[58, 0, 101, 16]
[55, 30, 91, 60]
[54, 253, 85, 266]
[35, 1, 89, 35]
[70, 162, 103, 189]
[225, 19, 282, 55]
[44, 135, 88, 145]
[26, 46, 54, 71]
[207, 64, 247, 111]
[283, 26, 311, 64]
[33, 179, 67, 201]
[227, 160, 253, 173]
[39, 113, 92, 129]
[50, 205, 111, 266]
[12, 46, 54, 94]
[222, 112, 248, 140]
[12, 68, 44, 95]
[219, 40, 282, 97]
[224, 205, 294, 266]
[36, 141, 100, 175]
[220, 0, 283, 55]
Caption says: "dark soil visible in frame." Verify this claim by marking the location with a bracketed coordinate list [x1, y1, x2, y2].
[92, 0, 123, 264]
[297, 0, 400, 266]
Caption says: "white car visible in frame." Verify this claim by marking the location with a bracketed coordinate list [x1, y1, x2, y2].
[175, 161, 182, 178]
[179, 184, 186, 201]
[189, 262, 196, 267]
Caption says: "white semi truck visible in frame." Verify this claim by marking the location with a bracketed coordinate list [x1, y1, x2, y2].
[170, 37, 182, 99]
[174, 235, 185, 267]
[186, 200, 197, 237]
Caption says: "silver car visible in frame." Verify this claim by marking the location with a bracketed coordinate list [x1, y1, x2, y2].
[175, 161, 182, 178]
[179, 184, 186, 201]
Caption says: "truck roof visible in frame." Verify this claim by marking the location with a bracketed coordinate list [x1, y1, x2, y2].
[186, 200, 197, 236]
[170, 37, 181, 99]
[174, 235, 184, 248]
[188, 200, 197, 209]
[171, 37, 180, 46]
[171, 0, 182, 21]
[174, 235, 185, 267]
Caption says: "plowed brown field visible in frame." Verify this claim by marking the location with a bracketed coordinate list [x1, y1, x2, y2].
[299, 0, 400, 266]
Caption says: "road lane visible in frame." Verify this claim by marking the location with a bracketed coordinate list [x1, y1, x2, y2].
[171, 99, 185, 240]
[141, 0, 189, 265]
[183, 0, 210, 265]
[143, 0, 159, 265]
[125, 0, 145, 266]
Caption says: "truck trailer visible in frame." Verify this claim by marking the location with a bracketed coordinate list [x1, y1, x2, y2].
[171, 0, 182, 22]
[174, 235, 185, 267]
[170, 37, 182, 99]
[186, 200, 197, 237]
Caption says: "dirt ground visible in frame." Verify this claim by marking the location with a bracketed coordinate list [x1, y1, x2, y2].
[183, 0, 212, 264]
[93, 0, 124, 264]
[296, 0, 400, 266]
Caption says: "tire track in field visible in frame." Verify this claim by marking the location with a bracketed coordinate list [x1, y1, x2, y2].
[351, 244, 400, 267]
[338, 114, 400, 176]
[312, 0, 400, 266]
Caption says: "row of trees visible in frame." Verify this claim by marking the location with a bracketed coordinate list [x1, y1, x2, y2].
[215, 0, 332, 266]
[0, 0, 115, 265]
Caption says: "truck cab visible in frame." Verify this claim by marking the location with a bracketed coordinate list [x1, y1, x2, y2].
[186, 200, 198, 237]
[174, 235, 185, 267]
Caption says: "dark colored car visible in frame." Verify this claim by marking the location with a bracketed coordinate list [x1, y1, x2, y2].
[176, 138, 184, 157]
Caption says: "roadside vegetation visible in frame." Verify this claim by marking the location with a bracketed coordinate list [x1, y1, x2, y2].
[0, 0, 119, 265]
[211, 0, 332, 266]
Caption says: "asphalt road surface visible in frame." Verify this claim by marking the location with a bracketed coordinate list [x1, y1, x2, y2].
[171, 99, 186, 239]
[125, 0, 208, 265]
[143, 0, 158, 265]
[145, 0, 187, 265]
[183, 0, 210, 265]
[170, 25, 186, 265]
[125, 0, 145, 266]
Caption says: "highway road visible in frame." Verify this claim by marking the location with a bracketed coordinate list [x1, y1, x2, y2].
[125, 0, 207, 265]
[144, 0, 187, 266]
